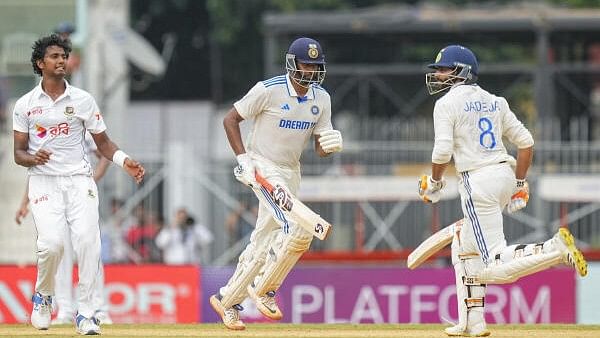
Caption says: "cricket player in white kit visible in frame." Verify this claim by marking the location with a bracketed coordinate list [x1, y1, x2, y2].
[15, 133, 112, 325]
[12, 34, 145, 335]
[419, 45, 588, 337]
[210, 37, 343, 330]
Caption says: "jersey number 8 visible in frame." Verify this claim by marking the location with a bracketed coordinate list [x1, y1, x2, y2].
[478, 117, 496, 149]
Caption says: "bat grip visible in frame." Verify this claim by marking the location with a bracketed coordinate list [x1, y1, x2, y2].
[254, 171, 274, 192]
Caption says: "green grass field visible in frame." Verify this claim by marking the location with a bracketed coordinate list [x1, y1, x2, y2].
[1, 324, 600, 338]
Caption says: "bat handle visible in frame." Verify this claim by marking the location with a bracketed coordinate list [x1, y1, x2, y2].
[254, 171, 274, 192]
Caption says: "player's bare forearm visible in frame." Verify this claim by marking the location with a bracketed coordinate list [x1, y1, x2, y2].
[223, 108, 246, 155]
[91, 131, 119, 161]
[515, 146, 533, 180]
[14, 149, 37, 167]
[431, 162, 448, 181]
[13, 131, 51, 167]
[91, 131, 144, 183]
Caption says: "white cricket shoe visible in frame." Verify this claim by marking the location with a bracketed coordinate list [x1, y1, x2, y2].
[444, 324, 466, 336]
[247, 286, 282, 320]
[94, 310, 113, 325]
[31, 292, 52, 330]
[556, 228, 588, 277]
[75, 313, 100, 335]
[209, 294, 245, 330]
[445, 324, 490, 337]
[465, 323, 491, 337]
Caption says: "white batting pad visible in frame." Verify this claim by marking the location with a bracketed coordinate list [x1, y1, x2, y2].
[220, 254, 266, 309]
[476, 251, 562, 284]
[252, 230, 312, 296]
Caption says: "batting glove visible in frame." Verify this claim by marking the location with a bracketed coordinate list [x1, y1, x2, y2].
[507, 179, 529, 213]
[418, 175, 446, 203]
[234, 153, 257, 188]
[319, 130, 343, 153]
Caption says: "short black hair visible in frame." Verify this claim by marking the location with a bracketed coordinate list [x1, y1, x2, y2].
[31, 34, 72, 76]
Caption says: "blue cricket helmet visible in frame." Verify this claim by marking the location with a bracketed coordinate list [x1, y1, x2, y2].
[287, 37, 326, 65]
[428, 45, 478, 75]
[426, 45, 478, 95]
[286, 37, 326, 88]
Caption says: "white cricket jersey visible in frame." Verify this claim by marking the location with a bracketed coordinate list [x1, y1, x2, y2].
[431, 84, 534, 173]
[234, 73, 333, 169]
[13, 80, 107, 176]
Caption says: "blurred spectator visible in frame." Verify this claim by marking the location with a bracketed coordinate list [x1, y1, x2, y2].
[185, 214, 214, 265]
[0, 76, 7, 132]
[126, 205, 162, 263]
[54, 21, 82, 86]
[55, 21, 75, 40]
[156, 207, 214, 265]
[224, 201, 257, 245]
[588, 42, 600, 140]
[100, 198, 128, 263]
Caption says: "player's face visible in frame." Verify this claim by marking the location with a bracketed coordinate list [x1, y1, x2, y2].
[297, 62, 319, 82]
[433, 67, 455, 81]
[38, 45, 69, 78]
[425, 66, 460, 95]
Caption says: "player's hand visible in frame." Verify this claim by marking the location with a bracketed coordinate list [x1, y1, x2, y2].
[32, 149, 52, 165]
[418, 175, 446, 203]
[507, 179, 529, 213]
[124, 158, 145, 184]
[319, 130, 343, 153]
[15, 205, 29, 225]
[234, 153, 257, 187]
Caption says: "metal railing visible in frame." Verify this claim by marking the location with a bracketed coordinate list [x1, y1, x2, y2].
[96, 114, 600, 265]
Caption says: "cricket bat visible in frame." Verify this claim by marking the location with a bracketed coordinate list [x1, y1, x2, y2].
[254, 172, 332, 240]
[407, 219, 463, 269]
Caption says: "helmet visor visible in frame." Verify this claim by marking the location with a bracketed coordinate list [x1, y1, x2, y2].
[286, 54, 326, 88]
[425, 66, 468, 95]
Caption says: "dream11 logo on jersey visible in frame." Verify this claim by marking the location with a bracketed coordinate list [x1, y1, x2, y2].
[0, 266, 200, 324]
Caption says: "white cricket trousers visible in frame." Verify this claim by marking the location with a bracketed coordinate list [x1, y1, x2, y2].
[456, 163, 515, 264]
[54, 228, 109, 318]
[219, 155, 304, 303]
[29, 175, 101, 318]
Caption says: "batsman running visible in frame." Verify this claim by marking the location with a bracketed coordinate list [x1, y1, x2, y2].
[211, 37, 342, 330]
[419, 45, 587, 337]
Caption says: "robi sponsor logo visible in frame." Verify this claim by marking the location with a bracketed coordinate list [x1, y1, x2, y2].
[35, 124, 47, 138]
[35, 122, 70, 138]
[49, 122, 70, 136]
[27, 107, 43, 116]
[32, 194, 49, 204]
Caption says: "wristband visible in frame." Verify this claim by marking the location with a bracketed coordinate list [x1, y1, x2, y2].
[516, 179, 527, 188]
[112, 150, 129, 168]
